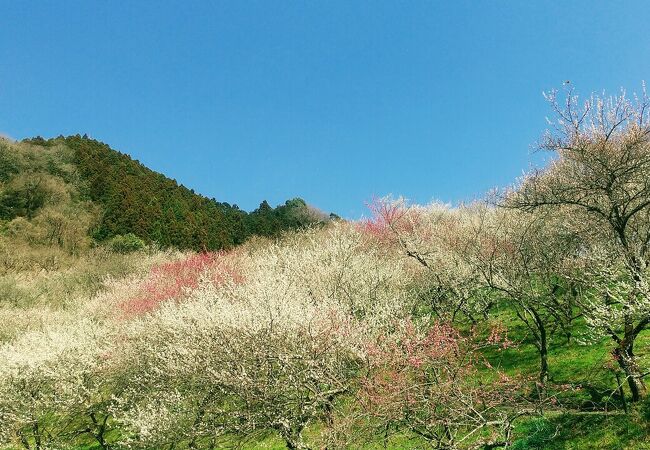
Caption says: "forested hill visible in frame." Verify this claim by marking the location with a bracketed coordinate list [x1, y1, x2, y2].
[6, 135, 331, 251]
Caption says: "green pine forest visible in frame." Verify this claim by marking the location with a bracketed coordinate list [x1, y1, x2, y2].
[3, 135, 331, 252]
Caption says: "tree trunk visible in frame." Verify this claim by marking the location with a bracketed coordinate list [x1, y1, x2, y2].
[613, 343, 645, 402]
[539, 339, 549, 389]
[90, 413, 111, 450]
[32, 422, 42, 450]
[285, 436, 311, 450]
[280, 424, 310, 450]
[530, 308, 549, 396]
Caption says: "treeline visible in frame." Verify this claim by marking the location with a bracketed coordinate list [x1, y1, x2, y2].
[18, 135, 331, 251]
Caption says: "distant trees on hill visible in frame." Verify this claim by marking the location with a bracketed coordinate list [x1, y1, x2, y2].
[19, 135, 330, 251]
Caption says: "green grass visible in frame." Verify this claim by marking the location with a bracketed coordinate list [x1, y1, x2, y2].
[512, 410, 650, 450]
[477, 307, 650, 450]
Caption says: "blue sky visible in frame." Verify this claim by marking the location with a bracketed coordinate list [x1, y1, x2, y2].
[1, 1, 648, 218]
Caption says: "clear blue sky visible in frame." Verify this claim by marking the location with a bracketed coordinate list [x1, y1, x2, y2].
[1, 1, 648, 218]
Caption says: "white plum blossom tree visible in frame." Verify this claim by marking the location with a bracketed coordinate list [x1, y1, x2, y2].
[507, 85, 650, 401]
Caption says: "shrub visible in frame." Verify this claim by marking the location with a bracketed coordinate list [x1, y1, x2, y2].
[108, 233, 145, 254]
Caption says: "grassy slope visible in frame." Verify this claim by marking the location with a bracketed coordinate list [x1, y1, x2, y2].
[222, 317, 650, 449]
[484, 311, 650, 450]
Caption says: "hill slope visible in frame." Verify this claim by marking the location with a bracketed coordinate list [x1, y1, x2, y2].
[4, 135, 329, 252]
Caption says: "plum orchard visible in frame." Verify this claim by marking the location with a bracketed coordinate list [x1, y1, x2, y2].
[0, 223, 530, 450]
[0, 86, 648, 449]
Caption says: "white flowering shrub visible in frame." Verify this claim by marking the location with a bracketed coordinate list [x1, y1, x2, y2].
[0, 320, 115, 449]
[359, 197, 492, 322]
[110, 223, 418, 449]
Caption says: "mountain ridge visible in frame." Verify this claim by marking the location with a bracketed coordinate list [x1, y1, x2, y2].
[2, 135, 331, 253]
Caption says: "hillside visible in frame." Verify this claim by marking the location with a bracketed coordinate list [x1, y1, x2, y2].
[3, 135, 330, 253]
[1, 89, 650, 450]
[1, 207, 648, 450]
